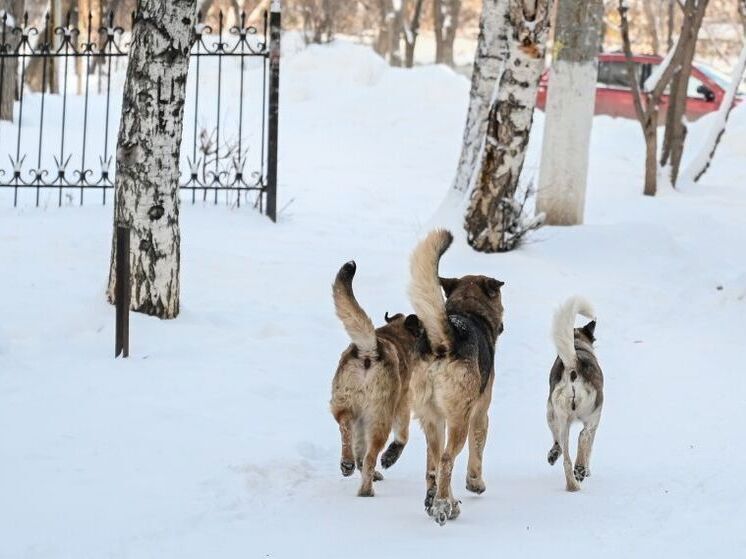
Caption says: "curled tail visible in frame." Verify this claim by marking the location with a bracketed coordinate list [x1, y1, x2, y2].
[333, 261, 377, 356]
[409, 229, 454, 354]
[552, 296, 596, 369]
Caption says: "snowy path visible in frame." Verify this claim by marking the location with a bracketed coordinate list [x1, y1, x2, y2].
[1, 42, 745, 558]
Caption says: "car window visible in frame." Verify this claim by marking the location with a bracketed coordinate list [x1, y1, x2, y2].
[687, 75, 705, 98]
[598, 60, 641, 89]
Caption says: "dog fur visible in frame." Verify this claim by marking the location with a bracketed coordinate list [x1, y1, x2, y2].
[408, 229, 505, 525]
[329, 261, 422, 497]
[546, 296, 604, 492]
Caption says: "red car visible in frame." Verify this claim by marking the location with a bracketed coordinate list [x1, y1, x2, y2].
[536, 52, 742, 121]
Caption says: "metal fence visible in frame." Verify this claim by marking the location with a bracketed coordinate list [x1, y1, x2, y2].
[0, 6, 280, 220]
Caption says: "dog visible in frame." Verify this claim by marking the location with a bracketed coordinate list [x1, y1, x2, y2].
[408, 229, 505, 525]
[546, 296, 603, 492]
[329, 261, 422, 497]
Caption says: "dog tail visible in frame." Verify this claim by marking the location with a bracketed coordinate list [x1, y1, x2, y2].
[333, 261, 378, 356]
[409, 229, 454, 355]
[552, 296, 596, 369]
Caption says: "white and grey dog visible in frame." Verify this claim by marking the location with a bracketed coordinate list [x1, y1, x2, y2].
[546, 296, 603, 492]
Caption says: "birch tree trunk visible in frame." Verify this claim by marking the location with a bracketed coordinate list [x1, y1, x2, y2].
[465, 0, 552, 253]
[387, 0, 403, 67]
[0, 0, 22, 121]
[660, 0, 708, 187]
[449, 0, 508, 196]
[535, 0, 604, 225]
[106, 0, 197, 319]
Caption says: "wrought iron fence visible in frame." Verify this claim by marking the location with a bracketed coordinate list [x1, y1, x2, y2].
[0, 6, 280, 220]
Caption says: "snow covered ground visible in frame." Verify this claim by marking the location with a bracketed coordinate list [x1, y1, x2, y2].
[1, 40, 745, 558]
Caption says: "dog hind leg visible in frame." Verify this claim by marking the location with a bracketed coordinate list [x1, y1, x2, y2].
[358, 421, 390, 497]
[546, 401, 561, 466]
[432, 416, 469, 525]
[575, 407, 601, 482]
[558, 414, 580, 492]
[381, 393, 410, 469]
[334, 409, 355, 477]
[421, 415, 445, 514]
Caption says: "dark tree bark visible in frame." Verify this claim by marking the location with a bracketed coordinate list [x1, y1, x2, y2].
[433, 0, 460, 66]
[0, 0, 23, 121]
[106, 0, 197, 318]
[403, 0, 425, 68]
[660, 0, 708, 187]
[464, 0, 552, 253]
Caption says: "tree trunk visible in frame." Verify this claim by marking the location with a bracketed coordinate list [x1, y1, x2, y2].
[106, 0, 197, 319]
[387, 0, 403, 66]
[682, 43, 746, 183]
[0, 0, 22, 121]
[448, 0, 507, 196]
[374, 0, 389, 57]
[643, 0, 660, 54]
[660, 0, 708, 187]
[25, 0, 63, 94]
[535, 0, 604, 225]
[465, 0, 552, 253]
[403, 0, 425, 68]
[643, 116, 658, 196]
[433, 0, 460, 66]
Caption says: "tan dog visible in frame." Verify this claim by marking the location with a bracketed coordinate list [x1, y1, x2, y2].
[329, 261, 422, 497]
[408, 229, 505, 525]
[546, 296, 603, 492]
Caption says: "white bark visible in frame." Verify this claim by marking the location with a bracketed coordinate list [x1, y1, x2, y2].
[464, 0, 553, 253]
[536, 0, 604, 225]
[448, 0, 508, 196]
[681, 43, 746, 184]
[106, 0, 197, 319]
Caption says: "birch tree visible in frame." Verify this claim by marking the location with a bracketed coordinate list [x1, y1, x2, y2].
[464, 0, 552, 253]
[106, 0, 197, 319]
[448, 0, 508, 196]
[535, 0, 604, 226]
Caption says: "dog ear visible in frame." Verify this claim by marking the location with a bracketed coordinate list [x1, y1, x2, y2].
[582, 320, 596, 341]
[384, 311, 393, 323]
[439, 277, 459, 297]
[481, 277, 504, 298]
[404, 314, 422, 336]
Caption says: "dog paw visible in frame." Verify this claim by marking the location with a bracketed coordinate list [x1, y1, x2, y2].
[428, 498, 460, 526]
[373, 470, 384, 482]
[574, 464, 589, 483]
[340, 460, 355, 477]
[358, 486, 375, 497]
[380, 441, 405, 469]
[566, 479, 581, 492]
[424, 487, 436, 512]
[466, 476, 486, 494]
[547, 443, 561, 466]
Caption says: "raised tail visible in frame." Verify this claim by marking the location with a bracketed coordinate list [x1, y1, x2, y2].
[408, 229, 454, 355]
[333, 261, 378, 356]
[552, 296, 596, 369]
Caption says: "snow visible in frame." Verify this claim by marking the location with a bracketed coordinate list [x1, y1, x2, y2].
[2, 39, 746, 558]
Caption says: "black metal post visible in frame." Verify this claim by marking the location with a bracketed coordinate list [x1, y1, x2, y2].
[265, 1, 280, 222]
[115, 225, 130, 358]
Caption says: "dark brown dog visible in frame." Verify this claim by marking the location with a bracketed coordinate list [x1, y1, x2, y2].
[329, 261, 421, 497]
[408, 229, 505, 525]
